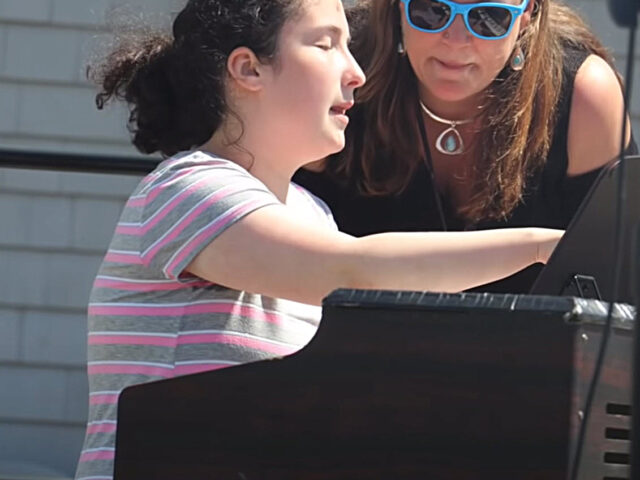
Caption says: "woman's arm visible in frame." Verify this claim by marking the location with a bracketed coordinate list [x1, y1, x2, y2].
[186, 204, 562, 305]
[567, 54, 632, 175]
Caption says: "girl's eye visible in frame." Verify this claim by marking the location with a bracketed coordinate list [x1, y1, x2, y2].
[315, 36, 334, 50]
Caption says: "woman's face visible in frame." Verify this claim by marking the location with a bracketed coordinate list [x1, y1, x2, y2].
[400, 0, 533, 110]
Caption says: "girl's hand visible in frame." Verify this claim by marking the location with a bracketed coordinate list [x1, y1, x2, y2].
[534, 228, 565, 264]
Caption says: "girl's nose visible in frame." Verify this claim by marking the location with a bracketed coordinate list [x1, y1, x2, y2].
[344, 51, 366, 88]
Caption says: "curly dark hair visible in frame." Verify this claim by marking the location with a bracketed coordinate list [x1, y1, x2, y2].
[88, 0, 305, 157]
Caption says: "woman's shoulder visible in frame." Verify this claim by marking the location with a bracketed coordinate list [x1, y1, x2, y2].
[566, 54, 628, 175]
[560, 41, 591, 74]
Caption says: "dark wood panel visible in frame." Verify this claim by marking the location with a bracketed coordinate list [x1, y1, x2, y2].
[114, 291, 634, 480]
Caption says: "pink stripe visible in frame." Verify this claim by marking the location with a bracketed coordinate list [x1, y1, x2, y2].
[138, 169, 165, 185]
[165, 200, 267, 276]
[86, 423, 118, 434]
[89, 394, 119, 405]
[88, 303, 286, 325]
[138, 160, 191, 185]
[88, 364, 174, 377]
[89, 335, 177, 347]
[103, 252, 143, 264]
[174, 363, 231, 375]
[79, 450, 115, 462]
[129, 169, 201, 206]
[146, 192, 267, 269]
[88, 334, 293, 353]
[119, 173, 244, 237]
[178, 334, 295, 355]
[117, 176, 215, 236]
[93, 277, 211, 292]
[128, 162, 229, 207]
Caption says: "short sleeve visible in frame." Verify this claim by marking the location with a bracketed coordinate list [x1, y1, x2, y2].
[135, 154, 280, 280]
[292, 182, 339, 231]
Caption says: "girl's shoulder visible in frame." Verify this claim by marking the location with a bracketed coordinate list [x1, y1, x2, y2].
[153, 150, 248, 176]
[137, 150, 267, 195]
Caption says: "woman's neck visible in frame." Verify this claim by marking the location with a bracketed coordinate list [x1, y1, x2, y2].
[419, 88, 484, 121]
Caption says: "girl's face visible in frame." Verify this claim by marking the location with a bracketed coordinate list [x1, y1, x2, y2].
[258, 0, 366, 163]
[400, 0, 533, 112]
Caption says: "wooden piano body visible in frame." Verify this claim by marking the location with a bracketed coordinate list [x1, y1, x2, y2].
[114, 290, 635, 480]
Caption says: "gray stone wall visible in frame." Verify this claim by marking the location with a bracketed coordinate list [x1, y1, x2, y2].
[0, 168, 140, 479]
[0, 0, 637, 478]
[0, 1, 177, 478]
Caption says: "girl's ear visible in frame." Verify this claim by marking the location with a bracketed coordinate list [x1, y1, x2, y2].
[227, 47, 265, 92]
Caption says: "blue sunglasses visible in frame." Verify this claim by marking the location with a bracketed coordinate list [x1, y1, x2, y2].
[400, 0, 530, 40]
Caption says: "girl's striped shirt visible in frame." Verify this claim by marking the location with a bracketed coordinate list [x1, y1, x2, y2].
[75, 151, 336, 480]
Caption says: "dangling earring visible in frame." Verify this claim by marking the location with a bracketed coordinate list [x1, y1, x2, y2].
[397, 41, 406, 55]
[510, 45, 525, 71]
[532, 0, 540, 16]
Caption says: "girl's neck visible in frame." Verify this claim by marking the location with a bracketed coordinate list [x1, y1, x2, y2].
[200, 133, 293, 204]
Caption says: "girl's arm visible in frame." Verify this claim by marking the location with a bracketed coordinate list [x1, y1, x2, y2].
[186, 204, 562, 305]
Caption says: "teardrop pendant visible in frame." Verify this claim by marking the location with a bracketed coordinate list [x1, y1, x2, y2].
[419, 100, 472, 157]
[435, 126, 465, 155]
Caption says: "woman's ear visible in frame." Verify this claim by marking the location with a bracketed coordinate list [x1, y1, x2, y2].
[227, 47, 264, 92]
[519, 0, 537, 32]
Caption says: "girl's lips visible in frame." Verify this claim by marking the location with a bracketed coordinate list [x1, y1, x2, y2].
[330, 111, 349, 127]
[330, 101, 354, 115]
[329, 101, 353, 127]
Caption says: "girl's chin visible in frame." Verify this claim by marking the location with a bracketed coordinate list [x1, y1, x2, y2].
[299, 141, 345, 165]
[324, 131, 346, 152]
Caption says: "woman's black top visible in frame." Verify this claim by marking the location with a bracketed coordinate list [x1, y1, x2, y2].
[293, 46, 637, 293]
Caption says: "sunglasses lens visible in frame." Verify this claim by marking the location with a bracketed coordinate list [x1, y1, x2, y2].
[468, 6, 513, 37]
[408, 0, 451, 31]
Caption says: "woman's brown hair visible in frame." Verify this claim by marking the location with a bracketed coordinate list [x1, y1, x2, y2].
[333, 0, 619, 222]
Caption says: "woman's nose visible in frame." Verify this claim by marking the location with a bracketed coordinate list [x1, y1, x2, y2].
[443, 14, 472, 44]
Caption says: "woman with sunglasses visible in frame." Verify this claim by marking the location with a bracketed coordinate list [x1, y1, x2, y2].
[294, 0, 636, 292]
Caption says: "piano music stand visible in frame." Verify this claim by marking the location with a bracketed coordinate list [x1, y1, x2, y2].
[530, 155, 640, 304]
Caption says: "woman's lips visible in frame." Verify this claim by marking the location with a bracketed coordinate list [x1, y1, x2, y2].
[434, 58, 472, 72]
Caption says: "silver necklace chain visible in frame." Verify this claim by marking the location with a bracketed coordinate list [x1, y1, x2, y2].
[419, 100, 473, 126]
